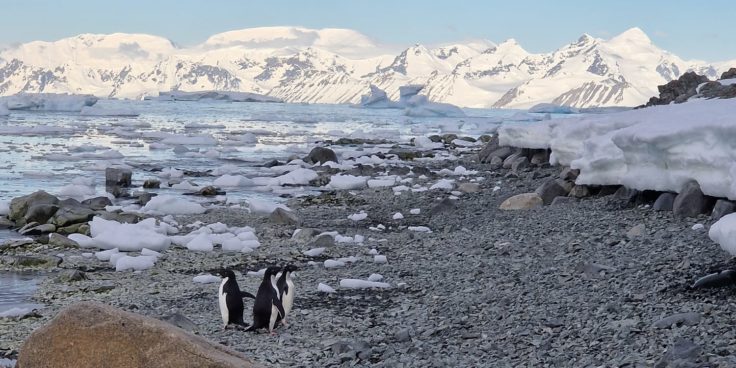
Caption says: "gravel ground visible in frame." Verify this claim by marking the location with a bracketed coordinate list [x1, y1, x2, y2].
[1, 150, 735, 367]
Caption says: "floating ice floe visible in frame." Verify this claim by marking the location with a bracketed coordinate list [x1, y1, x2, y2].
[142, 195, 206, 215]
[339, 279, 391, 289]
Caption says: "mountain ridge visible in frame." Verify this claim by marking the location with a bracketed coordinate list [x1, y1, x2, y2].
[0, 26, 732, 108]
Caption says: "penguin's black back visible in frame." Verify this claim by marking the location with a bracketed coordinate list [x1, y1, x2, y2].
[223, 277, 246, 326]
[246, 268, 283, 331]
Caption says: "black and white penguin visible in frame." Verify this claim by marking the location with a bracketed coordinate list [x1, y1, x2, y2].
[276, 264, 298, 326]
[218, 269, 251, 329]
[245, 266, 285, 334]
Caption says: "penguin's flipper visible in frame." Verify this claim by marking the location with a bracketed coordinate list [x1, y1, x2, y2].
[692, 269, 736, 289]
[240, 291, 256, 299]
[273, 295, 286, 318]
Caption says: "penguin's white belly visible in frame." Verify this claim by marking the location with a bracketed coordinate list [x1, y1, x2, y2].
[218, 279, 229, 326]
[283, 280, 295, 315]
[269, 304, 279, 331]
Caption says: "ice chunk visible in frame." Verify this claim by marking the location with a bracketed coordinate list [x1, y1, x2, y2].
[274, 168, 318, 186]
[410, 208, 420, 215]
[339, 279, 391, 289]
[709, 213, 736, 256]
[348, 211, 368, 221]
[68, 233, 96, 248]
[328, 174, 368, 190]
[374, 255, 388, 264]
[367, 273, 384, 282]
[0, 200, 8, 215]
[430, 179, 454, 191]
[392, 212, 404, 220]
[213, 174, 254, 187]
[142, 195, 206, 215]
[115, 255, 156, 272]
[89, 217, 171, 251]
[94, 248, 120, 261]
[408, 226, 432, 233]
[324, 259, 346, 268]
[303, 247, 326, 257]
[193, 274, 221, 284]
[248, 198, 290, 215]
[318, 282, 337, 293]
[692, 223, 704, 230]
[186, 233, 214, 252]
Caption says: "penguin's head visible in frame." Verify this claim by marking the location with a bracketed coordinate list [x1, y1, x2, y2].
[283, 264, 298, 273]
[265, 266, 281, 277]
[218, 269, 236, 279]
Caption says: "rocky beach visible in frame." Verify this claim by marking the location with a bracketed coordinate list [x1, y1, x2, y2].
[1, 135, 734, 367]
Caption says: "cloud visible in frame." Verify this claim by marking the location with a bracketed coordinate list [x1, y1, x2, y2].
[118, 42, 149, 59]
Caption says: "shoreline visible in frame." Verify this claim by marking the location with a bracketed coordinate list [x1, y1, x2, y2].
[0, 140, 732, 367]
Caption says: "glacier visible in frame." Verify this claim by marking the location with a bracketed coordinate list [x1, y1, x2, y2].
[1, 93, 98, 112]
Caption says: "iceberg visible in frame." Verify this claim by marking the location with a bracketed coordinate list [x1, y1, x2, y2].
[2, 93, 98, 112]
[358, 84, 465, 117]
[151, 90, 283, 103]
[528, 103, 580, 114]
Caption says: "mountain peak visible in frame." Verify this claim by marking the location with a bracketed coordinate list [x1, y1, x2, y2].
[610, 27, 651, 44]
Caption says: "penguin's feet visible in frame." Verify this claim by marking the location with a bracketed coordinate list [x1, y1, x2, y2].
[281, 319, 289, 327]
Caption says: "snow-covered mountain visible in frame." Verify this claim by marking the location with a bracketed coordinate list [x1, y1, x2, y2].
[0, 26, 732, 108]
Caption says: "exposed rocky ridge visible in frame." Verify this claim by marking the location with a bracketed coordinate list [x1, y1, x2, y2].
[639, 68, 736, 108]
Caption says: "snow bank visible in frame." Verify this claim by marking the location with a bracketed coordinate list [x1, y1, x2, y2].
[142, 195, 206, 215]
[499, 99, 736, 199]
[80, 106, 140, 117]
[2, 93, 98, 112]
[710, 213, 736, 256]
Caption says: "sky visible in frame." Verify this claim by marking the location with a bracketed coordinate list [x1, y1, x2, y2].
[1, 0, 734, 61]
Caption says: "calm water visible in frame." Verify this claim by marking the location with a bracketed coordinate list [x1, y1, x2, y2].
[0, 271, 44, 317]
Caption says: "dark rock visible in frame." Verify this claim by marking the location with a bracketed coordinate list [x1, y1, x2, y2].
[535, 179, 572, 205]
[597, 185, 621, 197]
[485, 146, 513, 163]
[262, 159, 281, 168]
[477, 136, 500, 163]
[269, 208, 301, 226]
[105, 185, 129, 198]
[24, 204, 60, 225]
[568, 185, 591, 198]
[136, 192, 156, 206]
[478, 134, 492, 143]
[48, 233, 79, 248]
[641, 71, 709, 108]
[52, 206, 95, 227]
[411, 166, 432, 177]
[441, 133, 458, 144]
[0, 217, 13, 229]
[17, 301, 260, 368]
[183, 186, 224, 197]
[489, 156, 504, 170]
[105, 167, 132, 187]
[389, 148, 423, 161]
[652, 312, 701, 329]
[654, 338, 701, 368]
[613, 187, 640, 206]
[510, 156, 529, 172]
[308, 234, 336, 248]
[653, 192, 676, 211]
[502, 152, 522, 169]
[711, 199, 736, 221]
[430, 198, 456, 217]
[56, 269, 88, 283]
[81, 197, 113, 211]
[559, 167, 580, 181]
[428, 135, 442, 143]
[673, 180, 712, 217]
[499, 193, 543, 210]
[721, 67, 736, 80]
[19, 223, 56, 236]
[10, 255, 62, 268]
[457, 183, 480, 193]
[551, 197, 578, 206]
[56, 223, 89, 236]
[9, 190, 60, 223]
[394, 328, 412, 342]
[529, 150, 549, 165]
[306, 147, 338, 164]
[142, 179, 161, 189]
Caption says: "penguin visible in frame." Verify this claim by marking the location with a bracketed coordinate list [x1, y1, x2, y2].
[276, 264, 298, 326]
[218, 269, 254, 329]
[245, 266, 285, 334]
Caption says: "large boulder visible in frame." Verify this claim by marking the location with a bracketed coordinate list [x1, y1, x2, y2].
[721, 67, 736, 80]
[641, 71, 709, 107]
[105, 167, 132, 187]
[269, 207, 301, 226]
[673, 181, 712, 217]
[477, 136, 499, 163]
[306, 147, 338, 164]
[24, 204, 60, 225]
[17, 301, 260, 368]
[499, 193, 543, 210]
[653, 192, 676, 211]
[81, 196, 113, 211]
[711, 199, 736, 221]
[51, 206, 96, 227]
[535, 179, 572, 205]
[9, 190, 59, 223]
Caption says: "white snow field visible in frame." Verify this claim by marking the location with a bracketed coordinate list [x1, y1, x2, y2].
[499, 98, 736, 199]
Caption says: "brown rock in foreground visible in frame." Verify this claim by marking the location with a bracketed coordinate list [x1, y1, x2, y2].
[18, 301, 262, 368]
